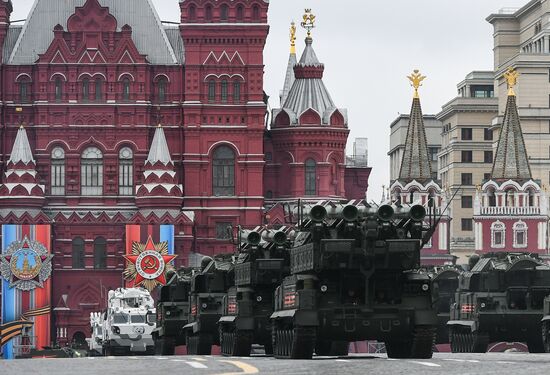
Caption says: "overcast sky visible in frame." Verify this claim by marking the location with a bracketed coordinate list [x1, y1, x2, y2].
[11, 0, 530, 200]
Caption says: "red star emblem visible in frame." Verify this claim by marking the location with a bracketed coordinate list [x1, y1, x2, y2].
[123, 236, 176, 290]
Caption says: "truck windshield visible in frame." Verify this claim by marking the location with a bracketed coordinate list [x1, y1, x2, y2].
[131, 315, 145, 323]
[113, 314, 128, 324]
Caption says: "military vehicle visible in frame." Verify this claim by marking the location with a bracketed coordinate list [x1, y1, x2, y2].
[153, 267, 195, 355]
[448, 253, 550, 353]
[100, 287, 157, 356]
[543, 295, 550, 352]
[183, 254, 234, 355]
[88, 312, 104, 356]
[428, 266, 462, 345]
[270, 201, 438, 359]
[218, 227, 292, 356]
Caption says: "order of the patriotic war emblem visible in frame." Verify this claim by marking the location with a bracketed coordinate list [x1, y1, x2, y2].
[123, 236, 176, 292]
[0, 236, 53, 291]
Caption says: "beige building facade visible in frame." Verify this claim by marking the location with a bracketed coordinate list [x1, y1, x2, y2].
[488, 1, 550, 188]
[437, 71, 498, 260]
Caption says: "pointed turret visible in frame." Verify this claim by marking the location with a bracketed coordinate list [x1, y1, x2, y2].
[398, 70, 433, 182]
[273, 10, 347, 128]
[135, 125, 183, 211]
[491, 67, 532, 181]
[280, 22, 298, 106]
[0, 125, 45, 211]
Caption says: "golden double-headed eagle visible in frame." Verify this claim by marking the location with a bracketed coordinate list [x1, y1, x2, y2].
[301, 9, 316, 37]
[407, 70, 426, 98]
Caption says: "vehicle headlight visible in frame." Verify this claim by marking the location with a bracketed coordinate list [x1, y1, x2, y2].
[201, 303, 208, 309]
[421, 284, 429, 292]
[166, 310, 171, 316]
[256, 296, 263, 302]
[320, 285, 328, 293]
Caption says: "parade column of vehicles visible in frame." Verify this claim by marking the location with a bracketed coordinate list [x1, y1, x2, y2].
[89, 201, 550, 358]
[153, 200, 441, 359]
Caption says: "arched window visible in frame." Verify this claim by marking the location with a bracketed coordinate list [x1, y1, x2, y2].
[305, 159, 317, 196]
[94, 237, 107, 269]
[527, 189, 536, 207]
[394, 189, 402, 205]
[221, 80, 228, 102]
[208, 80, 216, 102]
[19, 78, 30, 103]
[236, 5, 244, 21]
[158, 77, 167, 103]
[122, 78, 130, 101]
[188, 4, 196, 20]
[72, 237, 85, 269]
[233, 81, 241, 102]
[213, 146, 235, 196]
[95, 78, 103, 101]
[505, 189, 515, 207]
[81, 147, 103, 196]
[205, 5, 213, 21]
[119, 147, 133, 196]
[491, 221, 505, 248]
[513, 221, 528, 248]
[82, 78, 90, 101]
[409, 189, 420, 204]
[487, 188, 496, 207]
[51, 147, 65, 195]
[220, 4, 229, 21]
[252, 5, 260, 21]
[55, 77, 63, 102]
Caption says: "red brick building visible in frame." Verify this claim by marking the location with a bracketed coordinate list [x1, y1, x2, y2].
[0, 0, 368, 346]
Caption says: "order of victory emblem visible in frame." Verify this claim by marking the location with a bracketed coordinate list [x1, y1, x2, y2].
[123, 236, 176, 292]
[0, 236, 53, 291]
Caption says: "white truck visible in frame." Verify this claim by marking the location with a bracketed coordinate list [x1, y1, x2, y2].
[96, 287, 157, 356]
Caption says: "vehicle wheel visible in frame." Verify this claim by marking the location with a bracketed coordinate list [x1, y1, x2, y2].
[462, 331, 488, 353]
[527, 338, 545, 353]
[543, 321, 550, 353]
[155, 337, 176, 355]
[197, 334, 212, 355]
[264, 340, 274, 355]
[386, 326, 435, 359]
[449, 328, 459, 353]
[186, 334, 197, 355]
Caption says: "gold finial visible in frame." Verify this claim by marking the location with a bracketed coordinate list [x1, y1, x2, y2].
[504, 67, 519, 96]
[290, 21, 297, 54]
[301, 9, 316, 38]
[408, 70, 426, 99]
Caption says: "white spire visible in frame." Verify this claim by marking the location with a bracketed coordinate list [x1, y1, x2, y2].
[9, 126, 35, 165]
[146, 125, 172, 165]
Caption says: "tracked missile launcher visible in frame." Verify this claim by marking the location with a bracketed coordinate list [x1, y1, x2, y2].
[183, 254, 234, 355]
[153, 267, 195, 355]
[270, 201, 438, 359]
[218, 227, 292, 356]
[448, 253, 550, 353]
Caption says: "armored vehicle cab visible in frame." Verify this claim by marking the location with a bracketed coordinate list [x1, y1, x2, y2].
[183, 254, 234, 355]
[448, 253, 550, 353]
[101, 288, 157, 356]
[429, 266, 462, 344]
[219, 227, 291, 356]
[153, 267, 195, 355]
[270, 201, 437, 359]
